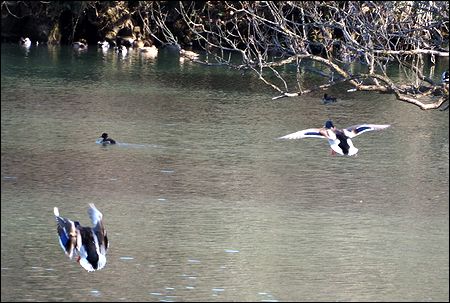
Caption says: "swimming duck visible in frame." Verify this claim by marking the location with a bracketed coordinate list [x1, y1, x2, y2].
[19, 37, 32, 48]
[133, 37, 145, 48]
[116, 45, 127, 56]
[139, 45, 158, 58]
[98, 133, 116, 144]
[116, 35, 135, 48]
[322, 93, 337, 104]
[97, 40, 110, 50]
[442, 71, 449, 84]
[73, 39, 88, 50]
[53, 204, 109, 272]
[180, 49, 200, 61]
[278, 120, 390, 156]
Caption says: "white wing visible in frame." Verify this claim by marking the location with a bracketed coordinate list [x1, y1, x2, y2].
[344, 124, 390, 138]
[96, 253, 107, 271]
[277, 128, 326, 140]
[88, 204, 108, 255]
[88, 203, 103, 226]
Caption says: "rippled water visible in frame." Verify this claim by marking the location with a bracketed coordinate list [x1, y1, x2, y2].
[1, 44, 449, 302]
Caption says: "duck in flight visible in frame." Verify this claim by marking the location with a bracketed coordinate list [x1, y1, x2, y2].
[53, 204, 109, 272]
[278, 120, 390, 156]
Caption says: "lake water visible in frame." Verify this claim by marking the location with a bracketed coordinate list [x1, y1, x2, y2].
[1, 43, 448, 302]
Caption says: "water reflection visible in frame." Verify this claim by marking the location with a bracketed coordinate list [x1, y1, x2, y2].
[1, 43, 449, 302]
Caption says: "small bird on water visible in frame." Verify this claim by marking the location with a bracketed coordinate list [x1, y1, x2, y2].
[99, 133, 116, 144]
[322, 93, 337, 104]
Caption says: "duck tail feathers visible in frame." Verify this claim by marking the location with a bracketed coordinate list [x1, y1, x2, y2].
[78, 257, 96, 272]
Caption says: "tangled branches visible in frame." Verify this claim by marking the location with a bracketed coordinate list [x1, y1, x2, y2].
[172, 1, 449, 110]
[2, 1, 449, 109]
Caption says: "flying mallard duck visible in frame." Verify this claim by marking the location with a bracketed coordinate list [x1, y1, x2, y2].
[53, 204, 109, 272]
[278, 120, 390, 156]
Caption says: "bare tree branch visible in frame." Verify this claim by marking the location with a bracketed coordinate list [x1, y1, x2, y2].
[170, 1, 449, 110]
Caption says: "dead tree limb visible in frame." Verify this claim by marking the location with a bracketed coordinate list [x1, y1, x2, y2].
[171, 1, 449, 110]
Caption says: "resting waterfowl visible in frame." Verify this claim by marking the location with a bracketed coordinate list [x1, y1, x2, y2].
[139, 45, 158, 58]
[98, 133, 116, 144]
[19, 37, 32, 48]
[322, 93, 337, 104]
[116, 35, 135, 48]
[133, 37, 145, 48]
[180, 49, 200, 61]
[180, 49, 200, 58]
[278, 120, 390, 156]
[53, 204, 109, 272]
[73, 39, 88, 50]
[116, 45, 127, 56]
[442, 71, 449, 84]
[97, 40, 110, 51]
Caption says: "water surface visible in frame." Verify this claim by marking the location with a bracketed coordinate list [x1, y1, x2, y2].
[1, 44, 449, 302]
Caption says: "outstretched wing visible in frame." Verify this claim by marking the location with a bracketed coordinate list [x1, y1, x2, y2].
[88, 204, 103, 226]
[88, 204, 108, 255]
[277, 128, 326, 140]
[344, 124, 390, 138]
[53, 207, 79, 259]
